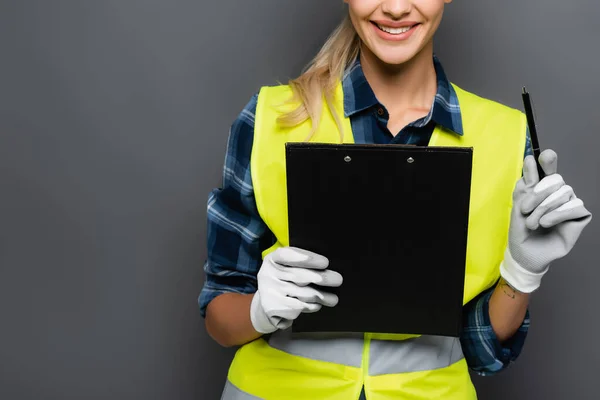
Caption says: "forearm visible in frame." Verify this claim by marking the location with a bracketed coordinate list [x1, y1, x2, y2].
[205, 293, 262, 347]
[488, 277, 529, 342]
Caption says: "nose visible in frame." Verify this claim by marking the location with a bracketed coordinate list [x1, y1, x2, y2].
[381, 0, 412, 19]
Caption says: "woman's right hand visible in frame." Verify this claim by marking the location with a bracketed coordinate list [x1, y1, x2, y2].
[250, 247, 343, 334]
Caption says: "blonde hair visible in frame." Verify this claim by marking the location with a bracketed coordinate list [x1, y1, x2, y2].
[277, 14, 360, 141]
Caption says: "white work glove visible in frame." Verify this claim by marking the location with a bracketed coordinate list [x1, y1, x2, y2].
[500, 150, 592, 293]
[250, 247, 343, 334]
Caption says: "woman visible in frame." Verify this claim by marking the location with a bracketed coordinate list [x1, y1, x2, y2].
[200, 1, 591, 399]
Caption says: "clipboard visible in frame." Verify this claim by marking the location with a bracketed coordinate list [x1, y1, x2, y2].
[285, 143, 473, 337]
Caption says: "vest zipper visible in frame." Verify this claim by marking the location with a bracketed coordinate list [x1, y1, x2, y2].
[362, 333, 371, 395]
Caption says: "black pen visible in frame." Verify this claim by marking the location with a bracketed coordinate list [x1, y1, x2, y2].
[522, 87, 545, 179]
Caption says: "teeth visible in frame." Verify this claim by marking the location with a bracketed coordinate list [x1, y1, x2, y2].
[376, 24, 412, 35]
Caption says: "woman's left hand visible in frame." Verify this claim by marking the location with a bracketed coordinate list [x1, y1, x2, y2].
[500, 149, 592, 293]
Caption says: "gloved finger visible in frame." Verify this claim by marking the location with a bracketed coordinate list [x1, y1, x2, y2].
[273, 263, 343, 287]
[520, 174, 565, 214]
[276, 319, 294, 330]
[272, 264, 324, 286]
[314, 290, 339, 307]
[271, 294, 321, 320]
[271, 247, 329, 270]
[525, 185, 575, 230]
[283, 281, 339, 307]
[316, 269, 343, 287]
[522, 155, 540, 187]
[539, 198, 592, 228]
[539, 149, 558, 176]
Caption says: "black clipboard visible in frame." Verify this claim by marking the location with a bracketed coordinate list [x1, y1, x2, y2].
[285, 143, 473, 337]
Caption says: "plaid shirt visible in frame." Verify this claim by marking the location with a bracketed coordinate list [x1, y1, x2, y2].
[199, 55, 532, 376]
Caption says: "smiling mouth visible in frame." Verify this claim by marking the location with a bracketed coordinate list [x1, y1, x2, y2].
[372, 22, 419, 35]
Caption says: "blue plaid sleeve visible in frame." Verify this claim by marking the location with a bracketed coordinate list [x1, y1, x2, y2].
[460, 288, 530, 375]
[198, 93, 274, 317]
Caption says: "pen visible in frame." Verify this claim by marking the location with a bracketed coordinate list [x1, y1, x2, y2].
[522, 87, 545, 179]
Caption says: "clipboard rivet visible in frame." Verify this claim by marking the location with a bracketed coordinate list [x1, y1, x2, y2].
[407, 157, 415, 163]
[344, 156, 352, 162]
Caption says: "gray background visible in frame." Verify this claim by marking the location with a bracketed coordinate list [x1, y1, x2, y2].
[0, 1, 597, 399]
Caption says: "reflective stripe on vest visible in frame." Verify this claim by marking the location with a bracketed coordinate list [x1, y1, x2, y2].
[268, 329, 463, 375]
[369, 335, 464, 375]
[268, 330, 364, 367]
[221, 337, 463, 400]
[222, 380, 262, 400]
[222, 81, 526, 400]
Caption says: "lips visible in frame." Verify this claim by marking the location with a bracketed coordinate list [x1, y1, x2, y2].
[371, 21, 420, 35]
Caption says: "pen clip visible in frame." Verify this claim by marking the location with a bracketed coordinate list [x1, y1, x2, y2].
[524, 88, 539, 127]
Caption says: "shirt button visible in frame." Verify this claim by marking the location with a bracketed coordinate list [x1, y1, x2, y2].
[377, 108, 384, 116]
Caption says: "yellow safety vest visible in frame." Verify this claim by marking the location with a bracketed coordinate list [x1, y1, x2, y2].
[221, 82, 527, 400]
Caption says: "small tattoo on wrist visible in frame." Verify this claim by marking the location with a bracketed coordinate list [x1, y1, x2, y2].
[500, 279, 517, 299]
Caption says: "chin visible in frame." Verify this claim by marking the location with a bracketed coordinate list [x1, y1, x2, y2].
[371, 47, 422, 67]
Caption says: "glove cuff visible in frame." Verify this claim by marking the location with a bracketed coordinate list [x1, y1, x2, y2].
[500, 248, 549, 293]
[250, 291, 277, 334]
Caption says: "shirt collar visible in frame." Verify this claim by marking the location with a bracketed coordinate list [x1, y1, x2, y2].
[342, 55, 464, 136]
